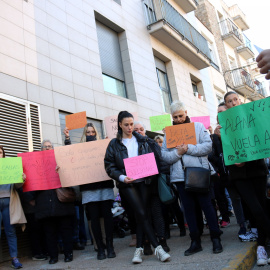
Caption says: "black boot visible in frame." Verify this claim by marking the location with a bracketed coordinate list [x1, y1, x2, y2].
[212, 238, 223, 254]
[159, 238, 170, 252]
[106, 239, 116, 258]
[184, 233, 202, 256]
[96, 240, 106, 260]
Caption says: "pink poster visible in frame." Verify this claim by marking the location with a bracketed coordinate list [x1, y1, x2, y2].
[18, 150, 61, 192]
[190, 116, 211, 129]
[123, 153, 159, 180]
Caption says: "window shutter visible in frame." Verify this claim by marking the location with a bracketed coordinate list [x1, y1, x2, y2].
[0, 95, 41, 157]
[96, 21, 125, 81]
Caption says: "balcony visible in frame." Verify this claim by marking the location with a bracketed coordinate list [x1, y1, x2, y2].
[145, 0, 217, 70]
[237, 34, 254, 60]
[174, 0, 198, 13]
[219, 19, 243, 48]
[230, 68, 265, 100]
[229, 4, 249, 31]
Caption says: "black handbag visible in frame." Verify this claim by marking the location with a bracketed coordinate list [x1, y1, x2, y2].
[158, 173, 176, 204]
[180, 158, 210, 193]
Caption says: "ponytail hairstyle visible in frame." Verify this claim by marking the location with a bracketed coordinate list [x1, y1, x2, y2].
[81, 123, 100, 142]
[0, 145, 5, 158]
[117, 111, 134, 138]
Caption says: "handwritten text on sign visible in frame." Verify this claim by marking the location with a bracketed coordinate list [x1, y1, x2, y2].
[165, 123, 197, 148]
[65, 111, 87, 130]
[150, 114, 172, 132]
[190, 116, 210, 129]
[218, 98, 270, 165]
[18, 150, 61, 192]
[0, 157, 23, 185]
[124, 153, 158, 180]
[104, 112, 138, 139]
[54, 139, 111, 187]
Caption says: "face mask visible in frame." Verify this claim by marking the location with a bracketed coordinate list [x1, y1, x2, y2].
[86, 135, 96, 142]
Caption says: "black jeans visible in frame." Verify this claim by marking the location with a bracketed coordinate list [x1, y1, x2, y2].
[176, 182, 220, 240]
[25, 213, 47, 256]
[234, 176, 270, 246]
[85, 200, 113, 246]
[41, 215, 73, 258]
[120, 181, 159, 248]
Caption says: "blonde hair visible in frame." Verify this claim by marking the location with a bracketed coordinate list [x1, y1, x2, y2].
[80, 123, 100, 142]
[154, 135, 164, 142]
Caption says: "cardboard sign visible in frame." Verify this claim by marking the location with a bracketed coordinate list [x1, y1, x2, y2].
[18, 150, 61, 192]
[190, 116, 210, 129]
[65, 111, 87, 130]
[104, 112, 138, 139]
[165, 123, 197, 148]
[124, 153, 158, 180]
[218, 98, 270, 165]
[150, 114, 172, 132]
[54, 139, 111, 187]
[0, 157, 23, 185]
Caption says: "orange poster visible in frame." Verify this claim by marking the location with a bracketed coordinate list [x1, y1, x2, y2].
[165, 123, 197, 148]
[65, 111, 87, 130]
[54, 139, 111, 187]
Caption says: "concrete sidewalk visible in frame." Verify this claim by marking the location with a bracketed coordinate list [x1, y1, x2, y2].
[0, 217, 256, 270]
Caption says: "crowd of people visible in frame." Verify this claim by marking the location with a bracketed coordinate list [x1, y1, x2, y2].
[1, 50, 270, 269]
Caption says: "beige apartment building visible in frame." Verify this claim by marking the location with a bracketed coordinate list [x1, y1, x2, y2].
[0, 0, 227, 160]
[195, 0, 268, 103]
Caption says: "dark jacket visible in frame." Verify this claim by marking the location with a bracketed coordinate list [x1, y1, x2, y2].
[104, 132, 156, 189]
[64, 137, 114, 192]
[35, 189, 75, 220]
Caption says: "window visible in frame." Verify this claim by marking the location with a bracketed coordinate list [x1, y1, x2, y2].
[96, 21, 126, 98]
[0, 94, 41, 157]
[192, 81, 198, 96]
[216, 94, 223, 104]
[143, 0, 156, 25]
[190, 74, 205, 101]
[59, 111, 104, 144]
[208, 42, 219, 71]
[113, 0, 121, 5]
[155, 57, 172, 113]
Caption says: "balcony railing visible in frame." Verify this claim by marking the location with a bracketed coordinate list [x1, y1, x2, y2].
[231, 68, 253, 89]
[145, 0, 218, 68]
[237, 34, 253, 52]
[254, 80, 266, 96]
[219, 18, 243, 42]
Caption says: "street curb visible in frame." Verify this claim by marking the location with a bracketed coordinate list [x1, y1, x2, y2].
[222, 242, 257, 270]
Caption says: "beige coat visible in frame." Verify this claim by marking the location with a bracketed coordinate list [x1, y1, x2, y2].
[9, 184, 27, 229]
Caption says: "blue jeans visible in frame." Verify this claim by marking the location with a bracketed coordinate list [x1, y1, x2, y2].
[176, 182, 220, 239]
[0, 197, 18, 257]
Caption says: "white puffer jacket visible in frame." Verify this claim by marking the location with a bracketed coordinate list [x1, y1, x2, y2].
[161, 122, 215, 183]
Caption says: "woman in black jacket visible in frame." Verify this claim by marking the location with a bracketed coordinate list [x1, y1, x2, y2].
[64, 123, 115, 260]
[35, 140, 75, 264]
[104, 111, 170, 264]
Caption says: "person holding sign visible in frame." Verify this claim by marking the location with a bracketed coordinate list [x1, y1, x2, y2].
[161, 101, 223, 256]
[33, 140, 75, 265]
[0, 146, 26, 269]
[104, 111, 171, 264]
[64, 123, 116, 261]
[222, 92, 270, 266]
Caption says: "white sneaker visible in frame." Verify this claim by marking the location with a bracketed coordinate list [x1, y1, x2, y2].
[155, 245, 170, 262]
[132, 248, 143, 264]
[257, 246, 268, 266]
[238, 231, 257, 242]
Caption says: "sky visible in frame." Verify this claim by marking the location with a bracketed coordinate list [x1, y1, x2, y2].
[224, 0, 269, 56]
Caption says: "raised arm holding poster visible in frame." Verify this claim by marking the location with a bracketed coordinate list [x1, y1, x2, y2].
[165, 123, 197, 148]
[218, 98, 270, 166]
[54, 139, 111, 187]
[150, 114, 172, 132]
[18, 150, 61, 192]
[123, 153, 159, 180]
[0, 157, 23, 185]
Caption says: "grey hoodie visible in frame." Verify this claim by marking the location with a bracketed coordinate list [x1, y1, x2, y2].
[161, 122, 215, 183]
